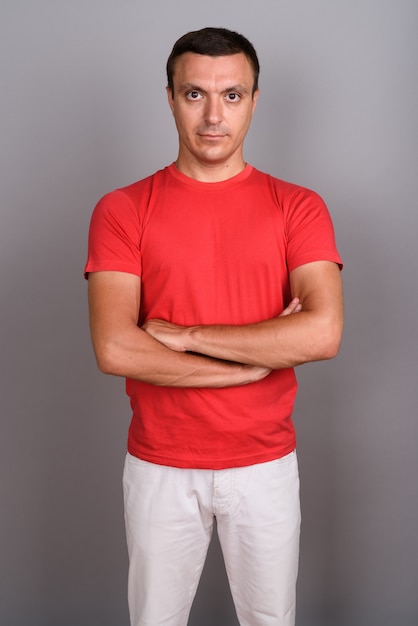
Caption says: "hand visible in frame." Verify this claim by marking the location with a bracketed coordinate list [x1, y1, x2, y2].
[142, 318, 189, 352]
[245, 364, 273, 382]
[279, 297, 302, 317]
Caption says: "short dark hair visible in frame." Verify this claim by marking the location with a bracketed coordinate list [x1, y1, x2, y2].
[166, 27, 260, 95]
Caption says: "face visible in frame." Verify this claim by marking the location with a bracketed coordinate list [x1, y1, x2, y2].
[167, 52, 259, 177]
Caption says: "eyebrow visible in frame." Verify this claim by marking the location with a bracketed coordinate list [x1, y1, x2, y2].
[178, 83, 251, 96]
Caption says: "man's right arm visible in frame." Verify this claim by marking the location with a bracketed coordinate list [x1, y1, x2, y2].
[87, 271, 270, 388]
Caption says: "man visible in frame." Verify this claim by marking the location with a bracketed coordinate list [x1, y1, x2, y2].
[85, 27, 343, 626]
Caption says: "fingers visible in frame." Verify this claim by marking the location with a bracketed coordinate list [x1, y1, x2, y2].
[279, 297, 302, 317]
[142, 319, 188, 352]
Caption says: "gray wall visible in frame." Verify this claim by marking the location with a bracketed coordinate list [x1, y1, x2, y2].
[1, 1, 417, 625]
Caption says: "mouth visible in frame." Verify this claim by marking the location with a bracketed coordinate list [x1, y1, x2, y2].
[198, 133, 227, 140]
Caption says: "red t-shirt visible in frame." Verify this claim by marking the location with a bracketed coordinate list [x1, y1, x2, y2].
[85, 164, 342, 469]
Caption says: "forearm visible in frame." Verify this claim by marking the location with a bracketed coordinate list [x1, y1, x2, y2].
[88, 271, 269, 388]
[142, 261, 344, 370]
[185, 310, 342, 369]
[92, 325, 269, 387]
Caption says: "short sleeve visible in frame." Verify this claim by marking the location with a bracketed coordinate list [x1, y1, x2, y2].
[84, 189, 142, 278]
[284, 187, 343, 272]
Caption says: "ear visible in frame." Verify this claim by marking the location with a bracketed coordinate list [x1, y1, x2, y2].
[251, 89, 260, 114]
[166, 86, 175, 115]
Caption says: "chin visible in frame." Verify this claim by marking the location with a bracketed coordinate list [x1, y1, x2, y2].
[197, 147, 231, 161]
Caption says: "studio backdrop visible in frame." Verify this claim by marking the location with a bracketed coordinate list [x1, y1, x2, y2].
[1, 1, 417, 625]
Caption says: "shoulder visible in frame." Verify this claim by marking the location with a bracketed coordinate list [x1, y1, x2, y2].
[251, 167, 321, 199]
[107, 167, 168, 204]
[92, 166, 171, 219]
[248, 167, 328, 219]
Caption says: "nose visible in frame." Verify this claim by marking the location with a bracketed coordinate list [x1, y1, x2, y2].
[204, 96, 222, 126]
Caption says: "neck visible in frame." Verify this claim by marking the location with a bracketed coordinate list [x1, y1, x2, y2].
[174, 156, 246, 183]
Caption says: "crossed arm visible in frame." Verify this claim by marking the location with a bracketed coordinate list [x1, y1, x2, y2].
[88, 260, 343, 388]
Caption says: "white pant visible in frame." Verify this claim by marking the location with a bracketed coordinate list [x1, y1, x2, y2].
[123, 451, 301, 626]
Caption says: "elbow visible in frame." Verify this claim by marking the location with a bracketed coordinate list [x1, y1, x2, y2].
[319, 323, 343, 361]
[96, 357, 115, 376]
[95, 352, 115, 376]
[93, 341, 122, 376]
[321, 339, 341, 361]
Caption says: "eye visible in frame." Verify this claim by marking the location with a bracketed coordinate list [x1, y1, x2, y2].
[225, 92, 241, 102]
[186, 91, 202, 101]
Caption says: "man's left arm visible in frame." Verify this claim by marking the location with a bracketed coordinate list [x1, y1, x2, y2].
[142, 260, 343, 370]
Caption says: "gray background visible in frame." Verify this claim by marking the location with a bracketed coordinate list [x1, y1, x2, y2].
[1, 1, 417, 625]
